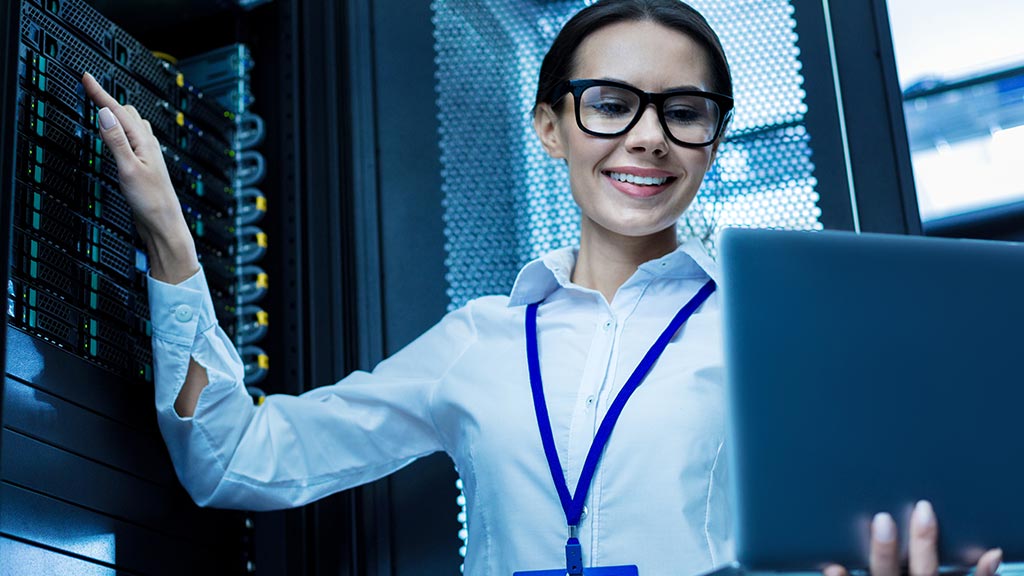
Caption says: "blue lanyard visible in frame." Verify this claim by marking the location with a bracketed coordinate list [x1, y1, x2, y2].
[525, 279, 716, 574]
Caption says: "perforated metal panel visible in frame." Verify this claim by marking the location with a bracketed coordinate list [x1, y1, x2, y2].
[432, 0, 823, 566]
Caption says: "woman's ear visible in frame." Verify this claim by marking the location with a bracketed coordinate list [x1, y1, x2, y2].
[533, 103, 567, 160]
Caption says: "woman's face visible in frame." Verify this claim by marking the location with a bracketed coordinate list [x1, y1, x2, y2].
[534, 20, 720, 242]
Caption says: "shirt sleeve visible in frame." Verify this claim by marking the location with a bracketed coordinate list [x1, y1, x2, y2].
[148, 267, 476, 510]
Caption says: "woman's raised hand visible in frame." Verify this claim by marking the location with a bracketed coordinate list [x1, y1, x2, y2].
[82, 72, 199, 284]
[824, 501, 1002, 576]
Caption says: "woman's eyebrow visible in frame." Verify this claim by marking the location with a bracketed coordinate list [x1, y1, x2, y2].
[665, 83, 704, 91]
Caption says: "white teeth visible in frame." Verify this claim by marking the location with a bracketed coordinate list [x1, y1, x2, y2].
[608, 171, 669, 186]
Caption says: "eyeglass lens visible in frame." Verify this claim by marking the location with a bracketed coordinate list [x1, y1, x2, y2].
[578, 85, 721, 144]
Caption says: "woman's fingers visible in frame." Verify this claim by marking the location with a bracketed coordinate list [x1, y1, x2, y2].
[822, 564, 848, 576]
[96, 106, 141, 169]
[123, 104, 145, 132]
[869, 512, 900, 576]
[81, 72, 146, 152]
[80, 71, 178, 218]
[908, 501, 940, 576]
[974, 548, 1003, 576]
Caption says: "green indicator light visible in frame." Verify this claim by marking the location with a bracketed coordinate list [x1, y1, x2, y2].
[33, 166, 42, 183]
[32, 212, 40, 229]
[30, 261, 38, 278]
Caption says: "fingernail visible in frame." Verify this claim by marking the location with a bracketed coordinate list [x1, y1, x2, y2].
[98, 107, 118, 130]
[872, 512, 896, 543]
[913, 500, 936, 528]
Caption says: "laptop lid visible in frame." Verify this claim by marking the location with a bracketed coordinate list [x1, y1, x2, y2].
[718, 227, 1024, 571]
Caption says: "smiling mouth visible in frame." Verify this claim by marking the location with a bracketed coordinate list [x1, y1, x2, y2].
[604, 171, 677, 187]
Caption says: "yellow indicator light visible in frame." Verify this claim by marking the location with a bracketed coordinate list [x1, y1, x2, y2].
[256, 196, 267, 212]
[256, 232, 267, 248]
[176, 112, 185, 127]
[258, 354, 270, 369]
[176, 73, 184, 88]
[256, 310, 269, 326]
[256, 273, 269, 289]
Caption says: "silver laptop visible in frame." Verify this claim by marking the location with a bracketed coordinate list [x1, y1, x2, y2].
[712, 227, 1024, 575]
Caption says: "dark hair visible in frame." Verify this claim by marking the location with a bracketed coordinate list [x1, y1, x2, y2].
[535, 0, 732, 107]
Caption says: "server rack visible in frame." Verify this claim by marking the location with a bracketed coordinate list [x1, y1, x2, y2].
[2, 0, 259, 572]
[0, 0, 461, 571]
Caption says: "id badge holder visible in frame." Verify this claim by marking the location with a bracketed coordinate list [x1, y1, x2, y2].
[514, 532, 639, 575]
[513, 566, 638, 575]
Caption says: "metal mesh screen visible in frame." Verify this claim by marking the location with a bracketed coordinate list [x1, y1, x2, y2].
[432, 0, 823, 565]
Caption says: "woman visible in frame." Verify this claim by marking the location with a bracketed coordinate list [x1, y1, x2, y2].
[81, 1, 1002, 574]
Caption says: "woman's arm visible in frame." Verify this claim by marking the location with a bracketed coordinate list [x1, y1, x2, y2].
[83, 72, 472, 510]
[82, 73, 210, 418]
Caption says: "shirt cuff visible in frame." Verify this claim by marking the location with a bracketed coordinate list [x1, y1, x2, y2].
[147, 266, 221, 347]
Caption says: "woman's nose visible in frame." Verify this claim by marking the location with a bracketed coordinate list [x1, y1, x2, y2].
[624, 104, 669, 157]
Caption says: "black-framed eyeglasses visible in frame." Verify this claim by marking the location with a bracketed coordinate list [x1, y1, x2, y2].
[548, 79, 734, 147]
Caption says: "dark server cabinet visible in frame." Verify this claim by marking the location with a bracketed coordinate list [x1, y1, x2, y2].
[0, 0, 459, 573]
[1, 0, 257, 573]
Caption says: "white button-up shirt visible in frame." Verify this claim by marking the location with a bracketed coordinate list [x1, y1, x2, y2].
[149, 239, 732, 576]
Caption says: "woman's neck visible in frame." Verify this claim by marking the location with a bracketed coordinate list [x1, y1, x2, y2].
[571, 222, 679, 304]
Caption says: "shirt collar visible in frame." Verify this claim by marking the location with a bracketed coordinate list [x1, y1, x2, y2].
[507, 238, 719, 307]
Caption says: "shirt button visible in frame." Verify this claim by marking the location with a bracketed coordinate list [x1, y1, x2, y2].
[586, 395, 595, 406]
[602, 319, 613, 331]
[174, 305, 194, 323]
